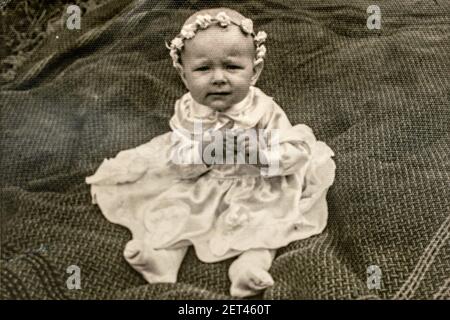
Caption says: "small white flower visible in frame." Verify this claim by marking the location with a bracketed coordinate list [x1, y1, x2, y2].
[240, 18, 253, 34]
[215, 11, 231, 27]
[256, 44, 267, 59]
[170, 37, 184, 50]
[225, 210, 250, 229]
[254, 57, 263, 65]
[254, 31, 267, 45]
[195, 14, 212, 29]
[169, 49, 179, 61]
[180, 23, 196, 39]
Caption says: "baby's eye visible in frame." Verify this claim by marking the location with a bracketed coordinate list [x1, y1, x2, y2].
[226, 65, 242, 70]
[195, 66, 209, 71]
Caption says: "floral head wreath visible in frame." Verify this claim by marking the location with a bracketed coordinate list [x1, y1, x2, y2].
[166, 11, 267, 69]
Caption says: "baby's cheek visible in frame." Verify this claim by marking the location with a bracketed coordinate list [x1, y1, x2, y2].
[233, 76, 252, 92]
[232, 87, 250, 104]
[242, 70, 254, 85]
[198, 75, 212, 86]
[191, 89, 206, 103]
[189, 78, 207, 93]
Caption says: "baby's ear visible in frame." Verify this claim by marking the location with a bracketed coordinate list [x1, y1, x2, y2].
[251, 60, 264, 86]
[175, 65, 189, 89]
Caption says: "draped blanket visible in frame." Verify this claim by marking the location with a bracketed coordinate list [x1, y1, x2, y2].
[1, 0, 449, 299]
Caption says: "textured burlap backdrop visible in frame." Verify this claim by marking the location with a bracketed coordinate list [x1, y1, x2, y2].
[1, 0, 449, 299]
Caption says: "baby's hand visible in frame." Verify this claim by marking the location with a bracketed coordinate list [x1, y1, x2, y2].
[225, 129, 268, 167]
[200, 126, 232, 165]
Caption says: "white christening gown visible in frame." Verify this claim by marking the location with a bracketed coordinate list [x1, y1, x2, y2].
[86, 86, 336, 263]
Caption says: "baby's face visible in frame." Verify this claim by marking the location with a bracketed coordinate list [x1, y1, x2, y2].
[179, 25, 262, 111]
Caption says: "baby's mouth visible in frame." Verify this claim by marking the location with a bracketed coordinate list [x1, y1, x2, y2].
[208, 92, 231, 97]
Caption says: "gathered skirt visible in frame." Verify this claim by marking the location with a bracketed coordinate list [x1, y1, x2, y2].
[86, 126, 335, 263]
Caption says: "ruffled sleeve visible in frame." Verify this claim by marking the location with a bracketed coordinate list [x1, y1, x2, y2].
[168, 94, 211, 180]
[258, 102, 315, 177]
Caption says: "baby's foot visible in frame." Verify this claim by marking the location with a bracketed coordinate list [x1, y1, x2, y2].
[124, 240, 177, 283]
[230, 267, 274, 298]
[124, 239, 146, 263]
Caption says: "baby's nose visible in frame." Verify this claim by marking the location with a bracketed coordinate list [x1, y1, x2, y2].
[211, 69, 227, 85]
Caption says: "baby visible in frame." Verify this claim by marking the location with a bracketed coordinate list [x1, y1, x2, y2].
[86, 8, 336, 298]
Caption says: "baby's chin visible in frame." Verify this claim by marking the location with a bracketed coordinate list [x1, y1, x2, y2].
[202, 96, 234, 111]
[207, 101, 233, 111]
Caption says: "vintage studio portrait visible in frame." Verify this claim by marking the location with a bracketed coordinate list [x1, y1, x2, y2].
[0, 0, 449, 302]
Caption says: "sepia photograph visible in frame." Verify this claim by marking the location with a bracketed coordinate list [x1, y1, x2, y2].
[0, 0, 449, 305]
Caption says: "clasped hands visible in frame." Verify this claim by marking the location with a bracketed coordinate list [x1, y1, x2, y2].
[199, 124, 270, 167]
